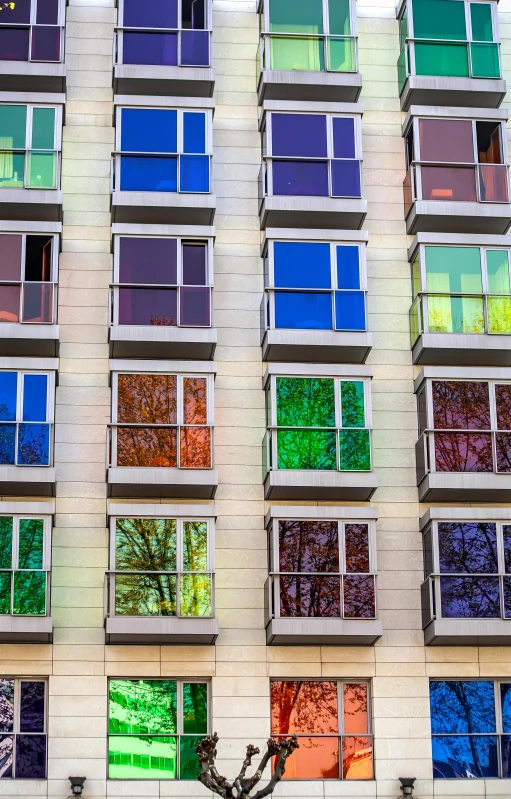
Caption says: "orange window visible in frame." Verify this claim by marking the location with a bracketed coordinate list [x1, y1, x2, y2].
[117, 374, 177, 424]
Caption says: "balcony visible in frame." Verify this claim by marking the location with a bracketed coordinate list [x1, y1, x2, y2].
[397, 0, 506, 110]
[263, 363, 378, 501]
[420, 507, 511, 645]
[403, 108, 511, 235]
[258, 102, 367, 230]
[415, 367, 511, 502]
[409, 233, 511, 366]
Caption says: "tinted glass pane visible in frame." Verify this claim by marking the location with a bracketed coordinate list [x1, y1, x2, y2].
[30, 109, 55, 149]
[339, 429, 371, 470]
[18, 518, 44, 569]
[419, 119, 474, 164]
[277, 429, 337, 470]
[0, 374, 15, 422]
[0, 28, 29, 61]
[0, 106, 26, 150]
[341, 381, 365, 428]
[0, 235, 22, 281]
[413, 0, 467, 39]
[328, 36, 356, 71]
[344, 684, 368, 734]
[280, 574, 340, 617]
[180, 735, 202, 779]
[433, 735, 498, 778]
[182, 521, 207, 572]
[0, 286, 20, 322]
[22, 282, 53, 324]
[118, 374, 177, 424]
[272, 160, 329, 197]
[421, 166, 477, 202]
[496, 431, 511, 472]
[19, 681, 45, 732]
[269, 36, 324, 71]
[479, 163, 509, 202]
[342, 735, 372, 779]
[333, 117, 355, 159]
[119, 287, 177, 326]
[181, 30, 210, 66]
[183, 113, 205, 154]
[180, 573, 211, 616]
[496, 384, 511, 430]
[487, 250, 510, 294]
[109, 680, 177, 734]
[335, 291, 365, 330]
[331, 159, 361, 197]
[440, 575, 500, 618]
[329, 0, 351, 35]
[31, 26, 61, 61]
[119, 237, 177, 285]
[415, 41, 469, 77]
[15, 734, 46, 779]
[432, 380, 490, 430]
[115, 517, 177, 572]
[0, 735, 12, 777]
[275, 292, 332, 330]
[438, 521, 498, 573]
[22, 374, 47, 422]
[115, 573, 177, 616]
[337, 246, 360, 289]
[0, 0, 29, 23]
[182, 683, 207, 734]
[279, 519, 339, 573]
[435, 432, 493, 472]
[36, 0, 59, 25]
[471, 3, 493, 41]
[0, 680, 13, 733]
[179, 427, 211, 468]
[180, 286, 210, 326]
[274, 242, 331, 289]
[0, 517, 12, 570]
[271, 114, 327, 158]
[183, 244, 207, 285]
[344, 575, 375, 617]
[0, 572, 10, 614]
[276, 377, 335, 427]
[471, 42, 500, 77]
[121, 109, 177, 154]
[123, 0, 178, 29]
[108, 735, 177, 779]
[501, 683, 511, 732]
[430, 680, 496, 734]
[0, 152, 24, 188]
[122, 32, 177, 66]
[269, 0, 323, 34]
[425, 246, 482, 293]
[18, 423, 49, 465]
[271, 681, 338, 734]
[0, 426, 15, 464]
[120, 155, 177, 192]
[180, 155, 209, 192]
[27, 151, 57, 188]
[13, 571, 46, 614]
[345, 523, 370, 573]
[183, 377, 207, 425]
[117, 428, 177, 467]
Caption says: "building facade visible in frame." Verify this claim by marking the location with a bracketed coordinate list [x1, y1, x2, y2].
[0, 0, 510, 797]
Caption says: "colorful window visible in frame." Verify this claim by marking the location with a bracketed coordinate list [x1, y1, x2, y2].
[269, 518, 376, 619]
[108, 679, 208, 780]
[109, 516, 213, 617]
[416, 378, 511, 475]
[423, 519, 511, 620]
[0, 371, 53, 466]
[0, 678, 47, 779]
[264, 240, 366, 332]
[111, 372, 212, 469]
[0, 515, 49, 616]
[0, 104, 60, 190]
[398, 0, 501, 90]
[409, 244, 511, 344]
[117, 0, 210, 67]
[0, 0, 63, 63]
[260, 0, 356, 73]
[263, 112, 362, 199]
[270, 680, 373, 779]
[113, 236, 212, 328]
[0, 233, 56, 325]
[430, 680, 511, 778]
[265, 376, 371, 472]
[117, 107, 211, 194]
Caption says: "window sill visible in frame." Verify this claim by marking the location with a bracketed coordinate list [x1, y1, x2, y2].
[0, 60, 65, 92]
[264, 469, 377, 501]
[400, 73, 507, 111]
[105, 614, 218, 644]
[114, 63, 215, 98]
[258, 68, 362, 104]
[412, 332, 511, 367]
[108, 466, 218, 499]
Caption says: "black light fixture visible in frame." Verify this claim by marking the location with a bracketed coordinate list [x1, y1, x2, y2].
[69, 777, 86, 796]
[399, 777, 416, 797]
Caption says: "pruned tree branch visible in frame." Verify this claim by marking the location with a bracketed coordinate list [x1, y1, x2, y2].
[197, 734, 299, 799]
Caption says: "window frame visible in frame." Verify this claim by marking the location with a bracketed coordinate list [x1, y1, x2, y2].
[108, 513, 215, 619]
[0, 676, 48, 780]
[0, 0, 65, 64]
[0, 232, 58, 326]
[0, 514, 51, 618]
[0, 370, 55, 468]
[0, 103, 62, 191]
[111, 234, 214, 328]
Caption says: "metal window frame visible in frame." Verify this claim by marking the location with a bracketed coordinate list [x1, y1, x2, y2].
[0, 513, 51, 617]
[0, 676, 48, 779]
[0, 102, 62, 191]
[0, 369, 55, 467]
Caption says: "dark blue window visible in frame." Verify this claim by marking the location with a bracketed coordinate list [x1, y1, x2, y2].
[183, 113, 206, 154]
[0, 373, 17, 421]
[23, 375, 47, 422]
[121, 109, 177, 153]
[274, 243, 330, 289]
[275, 292, 332, 330]
[0, 372, 50, 466]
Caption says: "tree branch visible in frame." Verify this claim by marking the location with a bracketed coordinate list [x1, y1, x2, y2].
[251, 737, 299, 799]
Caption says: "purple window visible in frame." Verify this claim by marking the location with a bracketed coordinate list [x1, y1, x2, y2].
[119, 287, 178, 326]
[119, 237, 177, 285]
[332, 160, 361, 197]
[0, 28, 29, 61]
[123, 0, 178, 29]
[440, 575, 501, 618]
[179, 286, 211, 326]
[31, 26, 61, 62]
[36, 0, 59, 24]
[0, 0, 30, 24]
[19, 682, 45, 733]
[432, 381, 491, 430]
[181, 29, 209, 66]
[271, 114, 327, 158]
[333, 118, 356, 159]
[272, 160, 329, 197]
[122, 31, 177, 66]
[434, 432, 493, 472]
[183, 243, 207, 285]
[15, 735, 46, 779]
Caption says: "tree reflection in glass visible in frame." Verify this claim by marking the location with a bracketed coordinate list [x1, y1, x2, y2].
[432, 381, 493, 472]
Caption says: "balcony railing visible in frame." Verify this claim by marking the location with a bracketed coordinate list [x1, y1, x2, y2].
[104, 570, 215, 619]
[0, 150, 60, 190]
[0, 569, 51, 616]
[264, 427, 372, 475]
[0, 282, 56, 325]
[114, 27, 211, 68]
[112, 151, 212, 194]
[0, 24, 65, 63]
[108, 423, 213, 470]
[416, 429, 511, 483]
[258, 32, 357, 74]
[421, 573, 511, 629]
[399, 38, 502, 91]
[410, 292, 511, 345]
[110, 284, 212, 328]
[265, 572, 377, 620]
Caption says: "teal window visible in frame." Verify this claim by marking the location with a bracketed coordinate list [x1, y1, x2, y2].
[265, 375, 371, 472]
[109, 516, 213, 618]
[0, 516, 49, 616]
[0, 104, 59, 189]
[108, 679, 209, 780]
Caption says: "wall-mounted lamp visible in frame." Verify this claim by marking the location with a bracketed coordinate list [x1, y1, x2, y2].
[69, 777, 86, 796]
[399, 778, 416, 797]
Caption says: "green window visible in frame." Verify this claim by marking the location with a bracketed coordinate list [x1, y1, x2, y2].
[0, 516, 48, 616]
[108, 679, 208, 780]
[112, 517, 212, 618]
[269, 376, 371, 471]
[487, 250, 511, 333]
[0, 104, 58, 189]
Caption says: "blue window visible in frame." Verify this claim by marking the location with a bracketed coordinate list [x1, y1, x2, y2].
[430, 680, 511, 779]
[266, 240, 366, 332]
[0, 372, 51, 466]
[118, 108, 210, 193]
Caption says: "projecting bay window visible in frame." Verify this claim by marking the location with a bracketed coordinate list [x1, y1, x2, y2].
[0, 515, 50, 618]
[0, 0, 64, 63]
[0, 678, 47, 779]
[0, 233, 56, 325]
[0, 370, 53, 467]
[116, 0, 211, 68]
[0, 104, 61, 191]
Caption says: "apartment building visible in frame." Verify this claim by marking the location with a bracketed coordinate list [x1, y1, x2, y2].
[0, 0, 509, 797]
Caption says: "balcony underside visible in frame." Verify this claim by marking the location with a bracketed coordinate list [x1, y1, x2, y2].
[0, 466, 55, 497]
[400, 75, 507, 111]
[266, 617, 382, 646]
[262, 329, 372, 363]
[105, 615, 219, 644]
[418, 472, 511, 502]
[109, 325, 216, 359]
[111, 191, 216, 225]
[0, 615, 52, 643]
[0, 61, 66, 92]
[260, 196, 367, 230]
[405, 200, 511, 235]
[424, 617, 511, 646]
[114, 64, 215, 97]
[412, 333, 511, 367]
[108, 467, 218, 499]
[0, 324, 59, 357]
[264, 470, 378, 501]
[0, 190, 62, 222]
[257, 69, 362, 104]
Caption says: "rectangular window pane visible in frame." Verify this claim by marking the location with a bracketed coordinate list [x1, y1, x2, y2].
[115, 573, 177, 616]
[0, 235, 22, 281]
[120, 155, 177, 192]
[118, 374, 177, 424]
[279, 519, 339, 573]
[121, 109, 177, 154]
[0, 735, 12, 777]
[0, 517, 12, 570]
[123, 0, 178, 28]
[179, 427, 211, 468]
[271, 681, 338, 734]
[280, 574, 340, 617]
[274, 242, 331, 289]
[37, 0, 59, 25]
[440, 575, 500, 617]
[328, 36, 355, 71]
[415, 41, 469, 77]
[15, 734, 46, 779]
[179, 154, 210, 192]
[0, 106, 26, 150]
[119, 287, 177, 326]
[341, 381, 365, 428]
[182, 683, 208, 734]
[274, 292, 332, 330]
[0, 425, 15, 464]
[425, 246, 482, 293]
[419, 119, 474, 164]
[272, 114, 327, 158]
[183, 377, 207, 425]
[438, 521, 498, 573]
[0, 29, 29, 61]
[180, 573, 211, 616]
[0, 680, 13, 732]
[331, 160, 361, 197]
[335, 291, 366, 330]
[344, 684, 368, 734]
[269, 0, 324, 34]
[0, 286, 21, 324]
[277, 429, 337, 470]
[434, 432, 493, 472]
[333, 118, 355, 159]
[495, 385, 511, 430]
[487, 250, 510, 294]
[269, 36, 324, 71]
[31, 108, 55, 150]
[433, 734, 498, 778]
[180, 735, 202, 779]
[31, 26, 61, 62]
[119, 237, 177, 285]
[432, 380, 490, 430]
[183, 113, 206, 154]
[108, 735, 177, 779]
[17, 423, 49, 465]
[0, 572, 11, 614]
[116, 518, 177, 572]
[122, 32, 178, 66]
[0, 0, 29, 23]
[345, 523, 370, 572]
[26, 151, 57, 189]
[479, 164, 509, 202]
[427, 294, 485, 334]
[183, 244, 207, 285]
[183, 520, 207, 572]
[471, 42, 500, 78]
[471, 3, 493, 42]
[18, 518, 44, 569]
[337, 246, 360, 289]
[329, 0, 351, 35]
[276, 377, 335, 427]
[283, 737, 340, 779]
[339, 429, 370, 470]
[23, 374, 47, 422]
[343, 575, 375, 618]
[181, 30, 210, 67]
[342, 735, 372, 779]
[430, 681, 496, 734]
[19, 682, 45, 732]
[413, 0, 467, 40]
[421, 166, 477, 202]
[496, 432, 511, 472]
[117, 428, 177, 467]
[22, 282, 53, 324]
[0, 153, 25, 189]
[0, 373, 16, 421]
[272, 160, 329, 197]
[109, 680, 177, 734]
[179, 286, 210, 326]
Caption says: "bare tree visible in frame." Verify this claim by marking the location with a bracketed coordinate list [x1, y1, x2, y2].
[196, 732, 299, 799]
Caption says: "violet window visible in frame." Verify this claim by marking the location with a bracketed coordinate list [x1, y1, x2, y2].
[0, 679, 46, 779]
[0, 0, 61, 63]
